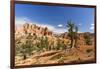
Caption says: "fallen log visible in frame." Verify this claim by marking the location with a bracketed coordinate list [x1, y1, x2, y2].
[34, 50, 61, 58]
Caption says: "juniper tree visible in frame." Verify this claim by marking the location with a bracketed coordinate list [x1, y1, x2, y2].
[67, 20, 79, 48]
[67, 20, 75, 48]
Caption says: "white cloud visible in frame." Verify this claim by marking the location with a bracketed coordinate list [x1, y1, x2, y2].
[90, 23, 94, 30]
[90, 26, 94, 30]
[78, 31, 82, 33]
[91, 23, 94, 26]
[15, 17, 31, 25]
[53, 28, 67, 34]
[78, 23, 82, 26]
[57, 24, 63, 27]
[15, 17, 67, 33]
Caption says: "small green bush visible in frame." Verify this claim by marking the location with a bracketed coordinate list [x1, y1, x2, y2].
[86, 49, 93, 53]
[84, 33, 92, 45]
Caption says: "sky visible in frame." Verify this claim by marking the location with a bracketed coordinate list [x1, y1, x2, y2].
[15, 4, 95, 33]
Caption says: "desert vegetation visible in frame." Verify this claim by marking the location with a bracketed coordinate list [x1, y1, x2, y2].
[15, 20, 95, 66]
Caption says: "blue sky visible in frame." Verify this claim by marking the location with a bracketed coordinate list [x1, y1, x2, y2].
[15, 4, 95, 33]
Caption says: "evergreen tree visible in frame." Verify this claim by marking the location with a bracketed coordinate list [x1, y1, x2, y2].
[67, 20, 75, 48]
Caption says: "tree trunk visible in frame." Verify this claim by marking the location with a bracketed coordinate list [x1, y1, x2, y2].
[71, 37, 73, 48]
[75, 38, 77, 48]
[23, 55, 27, 60]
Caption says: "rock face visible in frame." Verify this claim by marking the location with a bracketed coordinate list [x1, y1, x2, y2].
[15, 23, 70, 49]
[15, 23, 53, 38]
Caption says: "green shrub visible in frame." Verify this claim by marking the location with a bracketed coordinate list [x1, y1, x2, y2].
[86, 49, 93, 53]
[84, 33, 92, 45]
